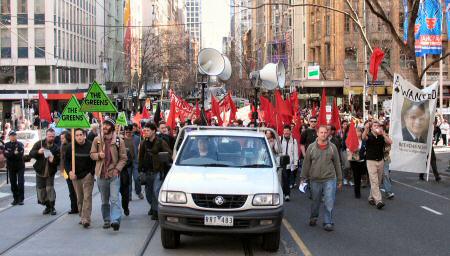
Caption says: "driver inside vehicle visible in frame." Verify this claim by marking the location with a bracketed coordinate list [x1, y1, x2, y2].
[197, 138, 210, 157]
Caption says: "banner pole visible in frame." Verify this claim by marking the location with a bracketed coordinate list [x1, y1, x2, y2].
[425, 145, 432, 182]
[71, 128, 75, 178]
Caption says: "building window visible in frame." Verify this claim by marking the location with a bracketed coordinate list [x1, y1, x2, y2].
[17, 0, 27, 25]
[325, 43, 331, 64]
[70, 68, 79, 83]
[325, 16, 331, 36]
[90, 69, 96, 81]
[1, 28, 11, 58]
[35, 28, 45, 58]
[36, 66, 50, 83]
[16, 66, 28, 83]
[0, 66, 14, 83]
[1, 0, 10, 25]
[345, 15, 350, 33]
[34, 0, 45, 24]
[18, 28, 28, 58]
[344, 47, 358, 70]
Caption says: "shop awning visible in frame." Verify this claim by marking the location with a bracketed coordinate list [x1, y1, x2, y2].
[46, 93, 85, 100]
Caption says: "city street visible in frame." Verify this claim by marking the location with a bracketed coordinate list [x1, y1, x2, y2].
[0, 150, 448, 256]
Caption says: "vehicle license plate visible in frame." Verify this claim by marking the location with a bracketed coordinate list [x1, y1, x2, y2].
[204, 215, 234, 226]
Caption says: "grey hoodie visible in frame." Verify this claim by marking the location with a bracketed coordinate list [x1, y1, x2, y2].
[301, 140, 342, 182]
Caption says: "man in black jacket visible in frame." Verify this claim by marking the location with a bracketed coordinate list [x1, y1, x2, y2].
[4, 131, 25, 205]
[29, 128, 60, 215]
[158, 121, 175, 150]
[65, 128, 95, 228]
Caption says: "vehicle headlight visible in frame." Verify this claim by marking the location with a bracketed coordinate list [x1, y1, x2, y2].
[160, 191, 187, 204]
[252, 194, 280, 206]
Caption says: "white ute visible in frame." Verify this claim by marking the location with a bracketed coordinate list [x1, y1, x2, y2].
[158, 126, 285, 251]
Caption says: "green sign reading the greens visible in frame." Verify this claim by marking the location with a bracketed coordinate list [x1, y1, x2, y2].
[80, 81, 118, 113]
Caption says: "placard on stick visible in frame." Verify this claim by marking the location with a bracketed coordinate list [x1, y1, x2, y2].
[57, 95, 91, 128]
[116, 112, 128, 126]
[80, 81, 118, 113]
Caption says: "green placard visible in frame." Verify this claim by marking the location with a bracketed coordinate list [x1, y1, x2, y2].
[80, 81, 118, 113]
[116, 112, 128, 126]
[57, 95, 91, 128]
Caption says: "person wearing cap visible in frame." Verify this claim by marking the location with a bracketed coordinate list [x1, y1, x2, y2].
[29, 128, 61, 215]
[124, 124, 143, 202]
[90, 118, 127, 231]
[4, 131, 25, 206]
[49, 114, 63, 146]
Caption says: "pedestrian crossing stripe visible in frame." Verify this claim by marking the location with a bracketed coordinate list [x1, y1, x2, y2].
[0, 192, 11, 198]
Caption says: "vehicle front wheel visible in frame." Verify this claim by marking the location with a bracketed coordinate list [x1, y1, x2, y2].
[161, 227, 180, 249]
[262, 229, 280, 252]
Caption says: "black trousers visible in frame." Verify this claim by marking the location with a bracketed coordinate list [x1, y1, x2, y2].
[120, 169, 130, 211]
[420, 148, 440, 179]
[442, 134, 447, 146]
[8, 168, 24, 202]
[350, 161, 367, 198]
[281, 167, 291, 197]
[65, 178, 78, 211]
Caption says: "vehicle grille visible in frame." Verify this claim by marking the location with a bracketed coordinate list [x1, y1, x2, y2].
[186, 218, 251, 228]
[191, 194, 247, 209]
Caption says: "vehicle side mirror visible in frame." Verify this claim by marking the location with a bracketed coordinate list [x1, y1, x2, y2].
[279, 155, 290, 167]
[158, 152, 171, 165]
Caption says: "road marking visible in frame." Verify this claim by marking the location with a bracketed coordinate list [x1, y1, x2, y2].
[0, 180, 6, 188]
[392, 179, 450, 201]
[282, 218, 313, 256]
[421, 206, 443, 215]
[24, 173, 35, 177]
[0, 192, 11, 198]
[24, 182, 36, 187]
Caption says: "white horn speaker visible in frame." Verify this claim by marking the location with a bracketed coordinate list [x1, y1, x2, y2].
[197, 48, 225, 76]
[218, 55, 232, 81]
[258, 61, 286, 90]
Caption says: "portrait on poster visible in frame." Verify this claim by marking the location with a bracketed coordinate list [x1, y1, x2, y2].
[400, 99, 430, 144]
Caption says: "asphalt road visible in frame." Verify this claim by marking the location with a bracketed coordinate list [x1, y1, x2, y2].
[0, 150, 448, 255]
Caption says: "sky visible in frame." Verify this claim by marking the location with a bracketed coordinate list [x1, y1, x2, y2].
[201, 0, 230, 52]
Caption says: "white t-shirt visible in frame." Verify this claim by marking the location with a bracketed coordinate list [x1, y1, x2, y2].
[440, 122, 449, 134]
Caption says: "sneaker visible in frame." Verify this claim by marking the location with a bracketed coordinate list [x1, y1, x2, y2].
[124, 208, 130, 216]
[151, 213, 158, 220]
[138, 193, 144, 200]
[376, 202, 385, 210]
[111, 222, 120, 231]
[324, 224, 334, 231]
[436, 176, 442, 182]
[43, 207, 51, 215]
[349, 181, 355, 186]
[11, 200, 18, 206]
[78, 221, 82, 225]
[386, 192, 395, 199]
[50, 208, 57, 215]
[343, 179, 348, 185]
[368, 199, 376, 206]
[68, 209, 79, 214]
[17, 201, 24, 205]
[284, 195, 290, 202]
[103, 222, 111, 229]
[148, 209, 153, 216]
[309, 219, 317, 226]
[83, 222, 90, 229]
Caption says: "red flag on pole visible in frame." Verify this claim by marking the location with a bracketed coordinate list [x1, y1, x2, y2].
[330, 97, 341, 131]
[194, 100, 200, 119]
[228, 92, 237, 122]
[211, 95, 223, 126]
[141, 106, 150, 119]
[317, 88, 327, 127]
[275, 90, 291, 117]
[311, 102, 317, 117]
[38, 91, 52, 123]
[132, 112, 142, 128]
[290, 91, 299, 117]
[166, 97, 176, 130]
[345, 120, 359, 153]
[369, 48, 385, 82]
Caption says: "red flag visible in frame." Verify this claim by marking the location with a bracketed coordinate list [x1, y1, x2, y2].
[292, 116, 303, 157]
[330, 97, 341, 131]
[317, 88, 327, 127]
[345, 120, 359, 153]
[275, 90, 291, 117]
[369, 48, 385, 82]
[259, 96, 273, 126]
[141, 106, 150, 119]
[132, 112, 142, 128]
[228, 92, 237, 122]
[312, 102, 317, 117]
[194, 100, 200, 119]
[211, 95, 223, 126]
[166, 97, 176, 130]
[38, 91, 52, 123]
[290, 91, 299, 117]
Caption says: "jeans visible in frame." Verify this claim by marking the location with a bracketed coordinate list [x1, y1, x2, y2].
[382, 160, 392, 194]
[36, 175, 56, 206]
[145, 172, 162, 213]
[8, 168, 24, 202]
[310, 179, 336, 225]
[97, 176, 122, 224]
[120, 169, 130, 211]
[128, 162, 142, 197]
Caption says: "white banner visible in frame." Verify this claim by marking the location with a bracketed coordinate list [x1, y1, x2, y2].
[389, 74, 438, 173]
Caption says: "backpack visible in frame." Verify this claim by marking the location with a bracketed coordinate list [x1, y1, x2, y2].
[114, 137, 132, 169]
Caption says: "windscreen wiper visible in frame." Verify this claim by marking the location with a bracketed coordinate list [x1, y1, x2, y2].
[238, 164, 272, 168]
[200, 163, 233, 167]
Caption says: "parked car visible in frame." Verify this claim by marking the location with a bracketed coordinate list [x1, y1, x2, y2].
[158, 126, 285, 251]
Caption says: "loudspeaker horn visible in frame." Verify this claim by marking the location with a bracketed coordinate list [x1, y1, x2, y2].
[197, 48, 225, 76]
[257, 61, 286, 90]
[218, 55, 232, 81]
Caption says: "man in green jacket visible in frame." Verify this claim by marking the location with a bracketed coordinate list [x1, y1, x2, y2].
[300, 125, 342, 232]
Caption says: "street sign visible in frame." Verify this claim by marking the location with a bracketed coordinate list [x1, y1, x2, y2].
[367, 80, 385, 86]
[57, 95, 91, 128]
[116, 112, 128, 126]
[308, 66, 320, 80]
[80, 81, 118, 113]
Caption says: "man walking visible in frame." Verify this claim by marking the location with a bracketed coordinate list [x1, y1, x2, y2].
[363, 120, 392, 210]
[440, 119, 448, 146]
[90, 118, 127, 231]
[138, 123, 172, 220]
[158, 121, 176, 150]
[124, 125, 143, 200]
[4, 131, 25, 205]
[65, 129, 95, 228]
[301, 125, 342, 231]
[29, 129, 60, 215]
[280, 125, 298, 201]
[300, 116, 318, 156]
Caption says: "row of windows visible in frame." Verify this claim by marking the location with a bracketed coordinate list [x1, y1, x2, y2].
[54, 29, 96, 64]
[0, 66, 96, 84]
[0, 0, 45, 25]
[0, 28, 45, 58]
